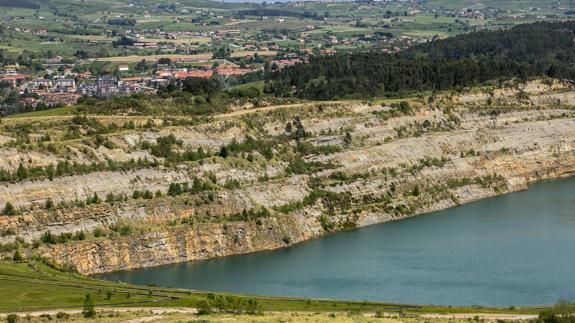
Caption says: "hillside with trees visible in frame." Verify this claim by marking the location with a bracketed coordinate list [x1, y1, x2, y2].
[267, 21, 575, 100]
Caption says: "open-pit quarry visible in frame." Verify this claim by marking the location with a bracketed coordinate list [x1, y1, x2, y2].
[1, 79, 574, 275]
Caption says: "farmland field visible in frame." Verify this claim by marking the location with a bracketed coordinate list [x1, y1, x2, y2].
[94, 53, 213, 62]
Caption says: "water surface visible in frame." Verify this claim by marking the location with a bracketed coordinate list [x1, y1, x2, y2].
[101, 177, 575, 306]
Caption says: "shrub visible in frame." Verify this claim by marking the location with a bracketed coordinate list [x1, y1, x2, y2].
[89, 193, 101, 205]
[168, 183, 183, 196]
[296, 142, 341, 156]
[143, 190, 153, 199]
[16, 163, 28, 180]
[73, 231, 86, 241]
[111, 223, 133, 236]
[393, 101, 412, 114]
[132, 190, 142, 199]
[0, 228, 15, 237]
[44, 198, 54, 210]
[343, 132, 353, 146]
[57, 232, 73, 244]
[149, 134, 182, 159]
[12, 250, 23, 262]
[262, 147, 273, 160]
[106, 192, 117, 204]
[319, 214, 334, 231]
[56, 312, 70, 319]
[227, 208, 271, 222]
[82, 293, 96, 318]
[41, 231, 56, 244]
[223, 179, 241, 189]
[246, 298, 259, 315]
[2, 202, 17, 216]
[219, 146, 229, 158]
[286, 158, 335, 175]
[93, 227, 105, 238]
[197, 300, 212, 315]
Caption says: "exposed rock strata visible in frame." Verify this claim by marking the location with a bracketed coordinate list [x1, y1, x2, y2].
[2, 86, 575, 275]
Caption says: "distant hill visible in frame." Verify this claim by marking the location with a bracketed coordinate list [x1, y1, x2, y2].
[422, 0, 563, 10]
[0, 0, 41, 9]
[406, 21, 575, 61]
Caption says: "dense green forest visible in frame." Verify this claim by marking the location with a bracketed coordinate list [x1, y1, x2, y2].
[266, 21, 575, 99]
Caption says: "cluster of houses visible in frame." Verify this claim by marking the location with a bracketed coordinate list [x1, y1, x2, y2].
[151, 61, 263, 85]
[0, 66, 155, 108]
[433, 5, 555, 20]
[0, 55, 304, 108]
[0, 59, 286, 108]
[438, 7, 499, 20]
[272, 58, 303, 69]
[0, 67, 30, 88]
[76, 75, 154, 98]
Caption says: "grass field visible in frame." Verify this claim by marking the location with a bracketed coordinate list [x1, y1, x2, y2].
[159, 37, 212, 44]
[78, 35, 213, 45]
[402, 30, 451, 38]
[69, 35, 114, 42]
[95, 53, 213, 63]
[230, 80, 265, 91]
[225, 19, 257, 26]
[0, 262, 172, 312]
[230, 50, 277, 58]
[5, 106, 76, 119]
[307, 26, 373, 35]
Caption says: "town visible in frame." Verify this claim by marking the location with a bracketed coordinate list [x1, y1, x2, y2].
[0, 53, 303, 110]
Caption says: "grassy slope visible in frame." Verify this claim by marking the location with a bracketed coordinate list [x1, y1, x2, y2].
[5, 106, 76, 119]
[0, 261, 549, 314]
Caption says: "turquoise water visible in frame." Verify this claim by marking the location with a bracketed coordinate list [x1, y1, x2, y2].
[100, 177, 575, 306]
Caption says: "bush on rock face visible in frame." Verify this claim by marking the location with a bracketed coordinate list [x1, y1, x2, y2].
[2, 202, 16, 216]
